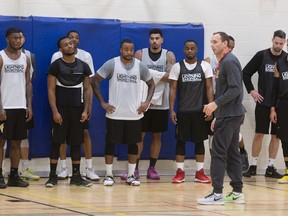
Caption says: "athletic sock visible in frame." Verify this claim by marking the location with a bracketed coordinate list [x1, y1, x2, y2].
[196, 162, 204, 171]
[72, 164, 80, 175]
[149, 158, 157, 168]
[176, 162, 184, 170]
[86, 158, 93, 169]
[128, 163, 136, 176]
[105, 164, 113, 177]
[22, 159, 29, 170]
[268, 158, 275, 167]
[251, 157, 258, 166]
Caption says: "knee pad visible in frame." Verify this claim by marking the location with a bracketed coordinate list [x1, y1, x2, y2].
[50, 142, 61, 160]
[105, 142, 115, 155]
[70, 145, 81, 161]
[175, 140, 186, 156]
[195, 141, 205, 155]
[128, 143, 138, 155]
[20, 139, 29, 148]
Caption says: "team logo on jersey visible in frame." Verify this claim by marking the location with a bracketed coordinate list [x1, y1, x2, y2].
[281, 71, 288, 80]
[147, 65, 164, 72]
[4, 64, 25, 73]
[265, 64, 275, 73]
[117, 74, 137, 83]
[182, 73, 202, 82]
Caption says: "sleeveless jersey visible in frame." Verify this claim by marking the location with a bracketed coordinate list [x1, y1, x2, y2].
[51, 48, 95, 76]
[177, 59, 207, 112]
[55, 58, 86, 107]
[258, 49, 286, 107]
[0, 50, 27, 109]
[107, 57, 144, 120]
[142, 48, 169, 109]
[208, 54, 218, 93]
[276, 57, 288, 105]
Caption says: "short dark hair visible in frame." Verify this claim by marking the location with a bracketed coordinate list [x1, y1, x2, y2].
[5, 28, 21, 38]
[120, 38, 134, 48]
[273, 30, 286, 39]
[213, 31, 230, 44]
[57, 36, 70, 48]
[149, 28, 163, 37]
[228, 35, 235, 42]
[184, 39, 198, 46]
[66, 30, 80, 37]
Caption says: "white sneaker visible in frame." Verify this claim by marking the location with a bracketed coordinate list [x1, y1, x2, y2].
[197, 192, 225, 205]
[20, 169, 40, 180]
[126, 175, 140, 186]
[86, 167, 100, 181]
[103, 176, 115, 186]
[58, 167, 68, 180]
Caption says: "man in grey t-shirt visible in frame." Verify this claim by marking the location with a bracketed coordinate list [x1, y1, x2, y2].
[91, 39, 155, 187]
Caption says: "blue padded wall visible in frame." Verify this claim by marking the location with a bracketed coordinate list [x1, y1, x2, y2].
[0, 16, 204, 160]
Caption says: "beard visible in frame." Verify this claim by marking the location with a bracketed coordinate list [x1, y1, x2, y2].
[122, 55, 133, 61]
[273, 47, 282, 53]
[65, 52, 74, 56]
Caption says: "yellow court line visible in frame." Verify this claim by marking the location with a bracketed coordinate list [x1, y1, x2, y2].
[20, 191, 129, 216]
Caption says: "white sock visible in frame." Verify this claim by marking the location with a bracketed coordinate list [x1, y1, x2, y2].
[214, 193, 222, 196]
[196, 162, 204, 171]
[251, 157, 258, 166]
[2, 159, 5, 168]
[86, 159, 93, 169]
[22, 159, 29, 170]
[60, 159, 67, 168]
[176, 162, 184, 170]
[128, 163, 136, 176]
[268, 158, 275, 167]
[233, 192, 241, 195]
[105, 164, 113, 177]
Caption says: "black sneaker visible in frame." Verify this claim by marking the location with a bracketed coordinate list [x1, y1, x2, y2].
[7, 174, 29, 187]
[241, 152, 249, 172]
[45, 174, 58, 188]
[0, 175, 7, 189]
[70, 173, 93, 187]
[243, 165, 257, 177]
[265, 166, 283, 178]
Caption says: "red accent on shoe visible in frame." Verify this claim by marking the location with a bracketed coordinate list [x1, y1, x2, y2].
[195, 168, 211, 183]
[171, 168, 185, 183]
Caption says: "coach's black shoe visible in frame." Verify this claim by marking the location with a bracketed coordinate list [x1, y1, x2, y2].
[70, 172, 93, 187]
[265, 166, 283, 178]
[0, 175, 7, 189]
[45, 174, 58, 188]
[7, 174, 29, 187]
[243, 165, 257, 178]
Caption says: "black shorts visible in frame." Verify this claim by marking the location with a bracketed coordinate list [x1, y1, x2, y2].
[83, 120, 89, 130]
[276, 105, 288, 141]
[106, 118, 142, 144]
[51, 106, 84, 146]
[255, 104, 277, 134]
[142, 109, 168, 133]
[175, 112, 208, 142]
[0, 109, 27, 140]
